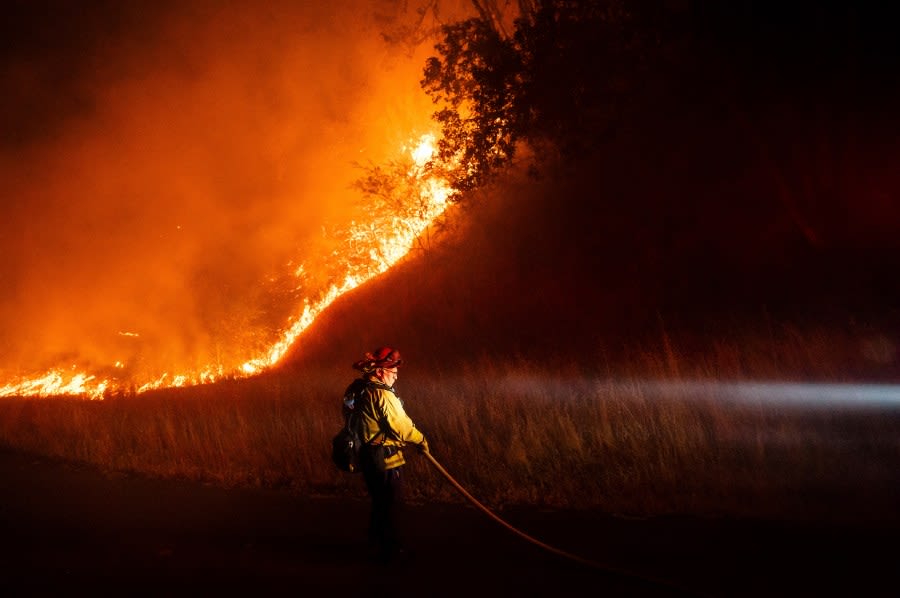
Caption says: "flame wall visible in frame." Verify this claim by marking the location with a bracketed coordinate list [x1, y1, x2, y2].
[0, 0, 472, 387]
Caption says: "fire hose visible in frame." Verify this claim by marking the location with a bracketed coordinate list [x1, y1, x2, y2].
[422, 449, 604, 570]
[421, 449, 707, 597]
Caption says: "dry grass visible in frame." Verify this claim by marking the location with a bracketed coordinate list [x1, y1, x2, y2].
[0, 324, 897, 525]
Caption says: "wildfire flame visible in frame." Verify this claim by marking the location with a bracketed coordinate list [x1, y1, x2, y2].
[0, 133, 455, 399]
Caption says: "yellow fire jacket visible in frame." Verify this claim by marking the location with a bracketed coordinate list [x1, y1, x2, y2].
[354, 380, 426, 470]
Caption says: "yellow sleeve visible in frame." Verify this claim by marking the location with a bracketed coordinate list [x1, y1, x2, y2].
[377, 388, 425, 445]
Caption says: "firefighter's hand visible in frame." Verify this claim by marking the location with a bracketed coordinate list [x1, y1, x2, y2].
[417, 439, 429, 454]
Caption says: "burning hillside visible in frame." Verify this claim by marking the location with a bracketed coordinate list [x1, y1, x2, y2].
[0, 1, 471, 399]
[1, 130, 455, 399]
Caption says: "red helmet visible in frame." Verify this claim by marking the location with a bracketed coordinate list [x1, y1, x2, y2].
[353, 346, 403, 372]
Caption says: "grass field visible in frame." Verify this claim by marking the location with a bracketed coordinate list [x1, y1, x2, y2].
[1, 322, 897, 526]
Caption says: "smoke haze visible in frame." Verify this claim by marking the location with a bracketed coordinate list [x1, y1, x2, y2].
[0, 1, 467, 383]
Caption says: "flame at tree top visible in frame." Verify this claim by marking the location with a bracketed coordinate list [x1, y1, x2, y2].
[0, 133, 456, 399]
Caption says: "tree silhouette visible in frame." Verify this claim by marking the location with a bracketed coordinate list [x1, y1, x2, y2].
[421, 0, 648, 194]
[422, 17, 524, 192]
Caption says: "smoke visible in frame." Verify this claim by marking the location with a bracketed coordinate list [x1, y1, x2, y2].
[0, 1, 467, 383]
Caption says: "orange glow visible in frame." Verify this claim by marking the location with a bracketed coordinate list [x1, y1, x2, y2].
[0, 2, 482, 401]
[1, 133, 455, 399]
[243, 133, 455, 372]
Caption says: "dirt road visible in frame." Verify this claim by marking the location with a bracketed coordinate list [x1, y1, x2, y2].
[0, 448, 895, 597]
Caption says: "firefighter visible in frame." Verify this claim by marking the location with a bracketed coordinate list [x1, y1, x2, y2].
[349, 346, 429, 563]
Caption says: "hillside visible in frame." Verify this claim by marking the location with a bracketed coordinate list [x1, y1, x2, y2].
[281, 3, 900, 378]
[281, 109, 899, 379]
[0, 7, 897, 571]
